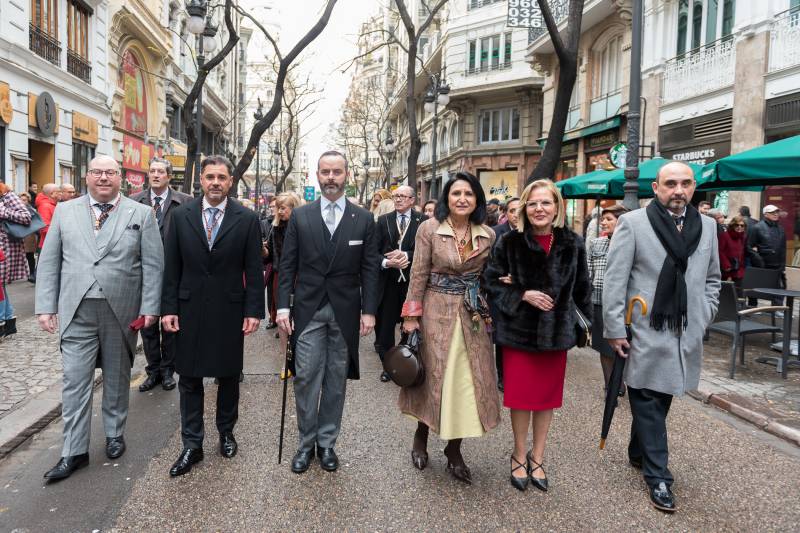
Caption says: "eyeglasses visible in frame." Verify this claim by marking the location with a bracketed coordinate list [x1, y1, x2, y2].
[732, 224, 746, 228]
[319, 169, 345, 177]
[88, 169, 119, 177]
[392, 194, 413, 200]
[526, 200, 555, 209]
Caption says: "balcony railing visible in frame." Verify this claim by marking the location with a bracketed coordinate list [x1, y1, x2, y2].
[769, 6, 800, 73]
[662, 37, 735, 105]
[589, 90, 622, 123]
[67, 50, 92, 83]
[466, 61, 512, 75]
[29, 24, 61, 66]
[567, 104, 582, 130]
[468, 0, 503, 10]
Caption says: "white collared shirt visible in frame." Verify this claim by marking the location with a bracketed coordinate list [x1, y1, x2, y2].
[381, 209, 411, 269]
[320, 194, 346, 234]
[88, 193, 121, 235]
[150, 188, 169, 208]
[202, 196, 228, 229]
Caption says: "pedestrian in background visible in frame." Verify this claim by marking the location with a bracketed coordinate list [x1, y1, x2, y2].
[35, 155, 163, 482]
[422, 199, 437, 218]
[35, 183, 59, 251]
[130, 157, 192, 392]
[749, 204, 787, 288]
[484, 179, 592, 492]
[265, 192, 302, 341]
[587, 204, 628, 394]
[18, 192, 38, 283]
[0, 183, 32, 337]
[400, 172, 500, 485]
[707, 208, 726, 236]
[373, 198, 395, 221]
[370, 189, 392, 215]
[27, 183, 38, 205]
[60, 184, 77, 202]
[719, 215, 748, 286]
[277, 151, 379, 475]
[697, 200, 711, 215]
[739, 205, 758, 245]
[374, 185, 424, 382]
[603, 161, 720, 512]
[161, 155, 264, 477]
[486, 198, 500, 226]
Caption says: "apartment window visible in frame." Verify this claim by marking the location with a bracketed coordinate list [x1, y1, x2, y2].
[676, 0, 736, 55]
[468, 33, 512, 73]
[478, 108, 520, 144]
[468, 0, 502, 9]
[67, 0, 92, 83]
[439, 126, 448, 154]
[169, 104, 186, 142]
[29, 0, 61, 65]
[450, 121, 459, 149]
[594, 35, 622, 97]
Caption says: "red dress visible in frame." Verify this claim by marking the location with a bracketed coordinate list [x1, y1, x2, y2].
[502, 234, 568, 411]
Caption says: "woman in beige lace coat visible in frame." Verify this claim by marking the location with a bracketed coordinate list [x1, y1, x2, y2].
[400, 171, 500, 485]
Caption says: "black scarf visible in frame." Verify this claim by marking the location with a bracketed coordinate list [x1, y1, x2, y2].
[645, 201, 703, 333]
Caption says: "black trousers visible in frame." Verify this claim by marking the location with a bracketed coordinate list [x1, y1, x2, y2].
[178, 375, 239, 449]
[495, 344, 503, 382]
[375, 280, 408, 359]
[140, 321, 175, 376]
[628, 386, 673, 488]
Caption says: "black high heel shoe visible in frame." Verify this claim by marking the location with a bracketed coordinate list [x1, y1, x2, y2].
[527, 451, 548, 492]
[444, 440, 471, 485]
[510, 454, 529, 491]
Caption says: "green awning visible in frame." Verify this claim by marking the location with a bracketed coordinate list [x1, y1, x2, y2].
[555, 158, 705, 199]
[698, 135, 800, 189]
[537, 116, 622, 147]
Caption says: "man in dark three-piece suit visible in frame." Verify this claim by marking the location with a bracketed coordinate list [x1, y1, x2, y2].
[277, 150, 379, 474]
[374, 185, 424, 382]
[161, 155, 265, 477]
[130, 157, 192, 392]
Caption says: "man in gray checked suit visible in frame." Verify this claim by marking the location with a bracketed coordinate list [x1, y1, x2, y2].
[35, 155, 164, 482]
[603, 161, 720, 512]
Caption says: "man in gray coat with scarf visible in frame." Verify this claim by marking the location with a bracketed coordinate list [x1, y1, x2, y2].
[603, 161, 720, 513]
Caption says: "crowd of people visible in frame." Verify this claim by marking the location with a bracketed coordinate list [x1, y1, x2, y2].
[0, 150, 742, 514]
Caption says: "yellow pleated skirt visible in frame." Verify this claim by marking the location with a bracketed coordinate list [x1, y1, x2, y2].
[438, 315, 486, 440]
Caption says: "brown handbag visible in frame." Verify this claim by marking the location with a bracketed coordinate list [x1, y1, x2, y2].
[383, 329, 424, 387]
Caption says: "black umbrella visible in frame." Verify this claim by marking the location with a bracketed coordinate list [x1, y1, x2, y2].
[599, 296, 647, 450]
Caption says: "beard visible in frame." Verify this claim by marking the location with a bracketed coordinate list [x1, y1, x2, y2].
[323, 181, 343, 195]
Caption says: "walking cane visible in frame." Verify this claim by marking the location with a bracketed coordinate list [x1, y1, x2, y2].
[277, 295, 294, 464]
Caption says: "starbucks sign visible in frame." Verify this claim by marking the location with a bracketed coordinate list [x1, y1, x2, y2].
[609, 143, 627, 169]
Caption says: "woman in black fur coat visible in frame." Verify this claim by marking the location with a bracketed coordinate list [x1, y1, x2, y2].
[484, 179, 592, 492]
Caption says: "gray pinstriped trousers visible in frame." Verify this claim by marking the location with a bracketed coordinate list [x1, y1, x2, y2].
[59, 298, 132, 456]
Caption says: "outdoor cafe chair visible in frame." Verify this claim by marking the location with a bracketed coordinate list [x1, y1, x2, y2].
[708, 281, 788, 379]
[741, 267, 784, 341]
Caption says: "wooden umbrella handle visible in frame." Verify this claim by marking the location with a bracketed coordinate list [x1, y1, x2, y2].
[625, 296, 648, 326]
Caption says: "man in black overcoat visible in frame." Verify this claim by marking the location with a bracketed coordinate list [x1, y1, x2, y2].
[374, 185, 423, 382]
[161, 155, 264, 477]
[130, 157, 192, 392]
[276, 150, 379, 474]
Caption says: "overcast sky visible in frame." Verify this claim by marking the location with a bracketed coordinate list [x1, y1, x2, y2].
[249, 0, 384, 169]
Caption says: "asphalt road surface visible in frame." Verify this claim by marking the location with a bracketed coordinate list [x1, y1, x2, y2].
[1, 325, 799, 531]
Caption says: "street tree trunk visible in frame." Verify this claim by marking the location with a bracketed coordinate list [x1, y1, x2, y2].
[528, 0, 585, 183]
[394, 0, 448, 192]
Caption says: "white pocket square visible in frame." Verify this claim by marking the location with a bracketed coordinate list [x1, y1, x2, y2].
[349, 240, 363, 245]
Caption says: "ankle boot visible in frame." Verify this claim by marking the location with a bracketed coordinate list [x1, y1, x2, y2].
[444, 439, 471, 484]
[4, 317, 16, 336]
[411, 422, 429, 470]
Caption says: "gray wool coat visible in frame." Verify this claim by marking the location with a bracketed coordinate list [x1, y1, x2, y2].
[602, 208, 721, 396]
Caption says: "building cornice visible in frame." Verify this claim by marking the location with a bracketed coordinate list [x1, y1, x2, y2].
[112, 0, 171, 58]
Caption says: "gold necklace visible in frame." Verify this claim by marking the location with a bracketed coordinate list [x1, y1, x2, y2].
[447, 218, 471, 258]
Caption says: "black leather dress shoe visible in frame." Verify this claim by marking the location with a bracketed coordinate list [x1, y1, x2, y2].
[649, 482, 676, 512]
[291, 449, 314, 473]
[138, 373, 161, 392]
[43, 454, 89, 481]
[317, 447, 339, 472]
[380, 371, 391, 382]
[220, 433, 237, 458]
[106, 436, 126, 459]
[161, 373, 176, 391]
[169, 448, 204, 477]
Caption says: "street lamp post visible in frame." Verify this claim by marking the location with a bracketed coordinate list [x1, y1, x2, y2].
[384, 132, 397, 188]
[423, 75, 450, 200]
[272, 142, 281, 192]
[253, 99, 264, 213]
[185, 0, 217, 197]
[623, 0, 643, 211]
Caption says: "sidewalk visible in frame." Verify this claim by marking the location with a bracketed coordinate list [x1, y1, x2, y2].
[693, 325, 800, 446]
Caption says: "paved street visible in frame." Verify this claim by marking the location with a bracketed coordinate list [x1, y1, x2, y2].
[4, 280, 36, 323]
[1, 324, 799, 531]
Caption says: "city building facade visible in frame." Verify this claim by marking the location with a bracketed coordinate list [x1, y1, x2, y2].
[0, 0, 113, 193]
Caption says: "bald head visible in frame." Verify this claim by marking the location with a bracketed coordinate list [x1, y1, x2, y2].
[60, 183, 76, 202]
[652, 161, 696, 215]
[42, 183, 59, 199]
[87, 154, 122, 202]
[90, 154, 120, 171]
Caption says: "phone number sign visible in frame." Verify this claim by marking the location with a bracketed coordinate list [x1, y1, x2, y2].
[507, 0, 543, 28]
